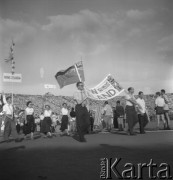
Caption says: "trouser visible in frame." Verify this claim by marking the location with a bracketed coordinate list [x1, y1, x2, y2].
[138, 113, 148, 133]
[103, 115, 112, 130]
[118, 116, 124, 130]
[125, 106, 138, 134]
[4, 116, 18, 141]
[0, 116, 3, 135]
[75, 104, 90, 141]
[113, 117, 119, 128]
[69, 121, 76, 132]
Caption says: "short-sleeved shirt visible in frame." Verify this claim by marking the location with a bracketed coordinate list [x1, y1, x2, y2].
[162, 94, 169, 110]
[44, 110, 52, 117]
[51, 114, 57, 123]
[40, 115, 44, 120]
[155, 97, 165, 107]
[61, 108, 68, 115]
[3, 103, 13, 115]
[125, 93, 135, 106]
[103, 104, 113, 116]
[25, 107, 34, 115]
[136, 98, 146, 114]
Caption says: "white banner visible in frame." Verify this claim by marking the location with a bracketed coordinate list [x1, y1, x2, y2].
[3, 73, 22, 83]
[44, 84, 56, 89]
[86, 74, 124, 100]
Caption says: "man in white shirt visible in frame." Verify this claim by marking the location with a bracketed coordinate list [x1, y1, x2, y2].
[155, 92, 166, 129]
[125, 87, 142, 135]
[73, 82, 90, 142]
[3, 96, 21, 142]
[0, 91, 7, 135]
[161, 89, 171, 130]
[136, 91, 148, 134]
[102, 101, 113, 131]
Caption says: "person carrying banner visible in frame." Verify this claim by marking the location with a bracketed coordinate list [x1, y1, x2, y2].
[73, 82, 90, 142]
[3, 96, 21, 142]
[136, 91, 149, 134]
[125, 87, 142, 136]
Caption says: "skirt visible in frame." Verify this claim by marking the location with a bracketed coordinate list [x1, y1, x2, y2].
[60, 115, 68, 131]
[41, 117, 52, 133]
[156, 107, 164, 115]
[23, 115, 35, 135]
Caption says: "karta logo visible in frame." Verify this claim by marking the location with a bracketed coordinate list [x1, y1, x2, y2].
[100, 158, 172, 179]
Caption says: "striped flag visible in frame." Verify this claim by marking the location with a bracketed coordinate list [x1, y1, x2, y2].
[55, 61, 85, 89]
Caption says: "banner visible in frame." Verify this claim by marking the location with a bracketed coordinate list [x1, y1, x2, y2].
[55, 61, 85, 88]
[3, 73, 22, 83]
[86, 74, 124, 100]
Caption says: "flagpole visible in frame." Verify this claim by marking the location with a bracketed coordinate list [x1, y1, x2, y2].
[74, 63, 82, 82]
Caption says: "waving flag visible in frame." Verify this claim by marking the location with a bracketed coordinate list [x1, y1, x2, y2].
[55, 61, 85, 89]
[4, 40, 15, 63]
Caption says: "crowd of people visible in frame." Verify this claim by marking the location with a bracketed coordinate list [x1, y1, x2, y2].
[0, 84, 172, 143]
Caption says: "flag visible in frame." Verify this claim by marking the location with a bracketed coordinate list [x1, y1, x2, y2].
[55, 61, 85, 89]
[4, 40, 15, 63]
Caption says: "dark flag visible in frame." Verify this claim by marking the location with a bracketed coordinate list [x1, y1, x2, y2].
[55, 61, 85, 88]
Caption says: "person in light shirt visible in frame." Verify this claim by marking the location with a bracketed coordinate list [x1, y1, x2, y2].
[136, 91, 149, 134]
[0, 91, 7, 135]
[23, 101, 35, 140]
[161, 89, 171, 130]
[102, 101, 113, 132]
[41, 105, 52, 138]
[60, 103, 69, 136]
[73, 82, 90, 142]
[3, 96, 21, 142]
[155, 92, 166, 129]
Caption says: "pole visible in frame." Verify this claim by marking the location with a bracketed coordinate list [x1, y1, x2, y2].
[74, 63, 82, 82]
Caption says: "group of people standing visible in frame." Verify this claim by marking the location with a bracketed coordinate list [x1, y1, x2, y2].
[101, 87, 171, 136]
[0, 84, 171, 143]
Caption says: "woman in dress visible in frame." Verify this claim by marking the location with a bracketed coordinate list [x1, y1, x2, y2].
[41, 105, 52, 138]
[24, 101, 35, 140]
[60, 103, 69, 136]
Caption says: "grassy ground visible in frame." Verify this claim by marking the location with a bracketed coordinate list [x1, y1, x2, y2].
[0, 129, 173, 180]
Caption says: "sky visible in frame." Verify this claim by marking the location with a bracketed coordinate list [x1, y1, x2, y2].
[0, 0, 173, 96]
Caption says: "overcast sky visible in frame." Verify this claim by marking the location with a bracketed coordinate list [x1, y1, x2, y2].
[0, 0, 173, 96]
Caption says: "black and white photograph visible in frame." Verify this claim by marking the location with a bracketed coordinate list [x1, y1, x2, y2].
[0, 0, 173, 179]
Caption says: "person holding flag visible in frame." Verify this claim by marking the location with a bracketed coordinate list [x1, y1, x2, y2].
[73, 82, 90, 142]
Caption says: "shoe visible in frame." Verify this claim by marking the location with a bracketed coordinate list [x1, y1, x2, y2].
[47, 135, 52, 138]
[166, 126, 171, 130]
[128, 132, 136, 136]
[15, 138, 22, 143]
